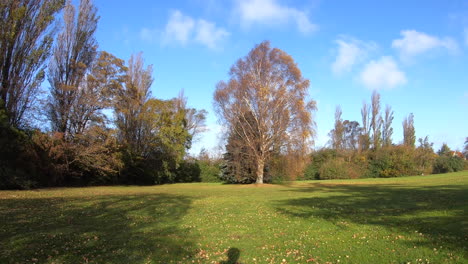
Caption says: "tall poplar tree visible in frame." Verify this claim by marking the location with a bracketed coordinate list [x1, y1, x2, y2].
[0, 0, 64, 127]
[47, 0, 98, 137]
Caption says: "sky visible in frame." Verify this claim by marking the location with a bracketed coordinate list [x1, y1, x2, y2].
[91, 0, 468, 155]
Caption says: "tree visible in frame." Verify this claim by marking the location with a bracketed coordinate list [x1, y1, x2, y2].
[214, 41, 316, 184]
[343, 120, 362, 151]
[360, 101, 371, 151]
[418, 136, 433, 150]
[381, 105, 394, 147]
[434, 143, 464, 173]
[47, 0, 99, 137]
[114, 52, 153, 155]
[402, 113, 416, 148]
[464, 137, 468, 159]
[329, 106, 344, 150]
[221, 115, 259, 184]
[176, 91, 207, 143]
[0, 0, 64, 127]
[437, 143, 451, 156]
[69, 51, 126, 135]
[415, 136, 435, 174]
[370, 90, 382, 149]
[137, 98, 192, 183]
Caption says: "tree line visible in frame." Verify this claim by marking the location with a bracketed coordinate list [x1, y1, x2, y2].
[303, 92, 467, 180]
[0, 0, 206, 189]
[1, 1, 466, 189]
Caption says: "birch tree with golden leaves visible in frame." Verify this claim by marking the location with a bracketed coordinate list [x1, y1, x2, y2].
[214, 41, 316, 184]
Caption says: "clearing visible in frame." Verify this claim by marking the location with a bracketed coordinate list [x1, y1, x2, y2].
[1, 171, 467, 263]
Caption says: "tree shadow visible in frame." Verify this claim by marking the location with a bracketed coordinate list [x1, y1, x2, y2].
[276, 183, 468, 254]
[220, 248, 241, 264]
[0, 193, 197, 263]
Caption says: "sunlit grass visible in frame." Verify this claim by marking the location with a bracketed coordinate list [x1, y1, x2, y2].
[1, 171, 467, 263]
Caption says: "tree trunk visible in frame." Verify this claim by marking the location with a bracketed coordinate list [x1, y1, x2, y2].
[256, 157, 264, 184]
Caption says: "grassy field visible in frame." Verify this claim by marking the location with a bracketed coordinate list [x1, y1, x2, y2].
[1, 172, 467, 264]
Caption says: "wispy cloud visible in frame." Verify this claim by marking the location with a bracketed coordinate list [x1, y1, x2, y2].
[359, 56, 407, 90]
[331, 36, 377, 75]
[141, 10, 229, 50]
[162, 10, 196, 45]
[139, 27, 159, 43]
[194, 19, 230, 49]
[392, 30, 458, 60]
[234, 0, 317, 34]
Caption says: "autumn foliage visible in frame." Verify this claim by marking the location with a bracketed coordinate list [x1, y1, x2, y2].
[214, 41, 316, 183]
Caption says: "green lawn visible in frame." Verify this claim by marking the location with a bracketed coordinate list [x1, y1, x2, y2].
[1, 172, 467, 264]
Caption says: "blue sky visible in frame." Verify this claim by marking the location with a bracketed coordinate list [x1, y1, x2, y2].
[92, 0, 468, 154]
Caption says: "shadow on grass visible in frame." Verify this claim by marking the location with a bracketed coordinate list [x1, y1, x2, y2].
[276, 183, 468, 253]
[220, 247, 241, 264]
[0, 193, 197, 263]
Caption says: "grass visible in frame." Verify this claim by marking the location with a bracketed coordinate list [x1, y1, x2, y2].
[1, 171, 467, 264]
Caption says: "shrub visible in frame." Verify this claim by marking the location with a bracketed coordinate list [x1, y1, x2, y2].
[366, 146, 418, 178]
[304, 149, 338, 180]
[318, 158, 361, 180]
[198, 160, 221, 182]
[433, 156, 464, 174]
[302, 162, 317, 180]
[0, 116, 41, 189]
[176, 160, 201, 182]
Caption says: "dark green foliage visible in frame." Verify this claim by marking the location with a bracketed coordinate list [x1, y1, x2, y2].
[176, 160, 201, 183]
[220, 151, 257, 184]
[433, 143, 465, 174]
[198, 160, 221, 182]
[319, 158, 363, 180]
[366, 146, 418, 178]
[303, 149, 338, 180]
[220, 120, 260, 184]
[318, 159, 348, 179]
[0, 128, 38, 189]
[120, 149, 178, 185]
[0, 102, 40, 189]
[433, 155, 464, 174]
[118, 98, 193, 185]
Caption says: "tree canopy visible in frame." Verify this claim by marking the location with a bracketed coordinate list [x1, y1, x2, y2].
[214, 41, 316, 184]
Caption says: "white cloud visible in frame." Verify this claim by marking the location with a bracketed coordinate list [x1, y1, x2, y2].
[195, 20, 230, 49]
[359, 56, 407, 90]
[162, 10, 195, 45]
[331, 37, 377, 75]
[234, 0, 317, 34]
[392, 30, 458, 59]
[160, 10, 229, 49]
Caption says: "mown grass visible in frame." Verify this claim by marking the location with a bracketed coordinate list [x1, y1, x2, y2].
[1, 171, 467, 264]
